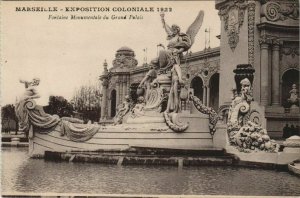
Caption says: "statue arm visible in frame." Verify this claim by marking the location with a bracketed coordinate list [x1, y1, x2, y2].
[160, 12, 173, 37]
[19, 79, 29, 88]
[139, 75, 149, 87]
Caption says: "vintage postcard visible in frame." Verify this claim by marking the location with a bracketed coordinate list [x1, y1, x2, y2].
[1, 0, 300, 197]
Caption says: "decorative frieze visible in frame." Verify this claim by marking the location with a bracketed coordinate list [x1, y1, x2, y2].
[281, 47, 299, 58]
[218, 0, 248, 51]
[261, 1, 299, 22]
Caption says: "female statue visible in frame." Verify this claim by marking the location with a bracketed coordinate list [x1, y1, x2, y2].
[19, 78, 41, 101]
[159, 11, 204, 113]
[288, 84, 299, 106]
[113, 95, 131, 124]
[138, 62, 158, 101]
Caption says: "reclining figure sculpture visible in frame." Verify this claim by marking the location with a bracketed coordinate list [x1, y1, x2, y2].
[16, 78, 102, 142]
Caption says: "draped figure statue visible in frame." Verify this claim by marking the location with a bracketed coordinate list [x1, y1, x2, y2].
[156, 11, 204, 113]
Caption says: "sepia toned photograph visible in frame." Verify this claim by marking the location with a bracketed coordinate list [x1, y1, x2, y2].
[1, 0, 300, 197]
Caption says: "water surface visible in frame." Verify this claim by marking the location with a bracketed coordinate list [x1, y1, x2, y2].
[2, 147, 300, 195]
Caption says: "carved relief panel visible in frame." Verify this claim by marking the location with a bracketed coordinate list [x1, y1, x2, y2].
[261, 1, 299, 23]
[280, 43, 299, 75]
[218, 0, 248, 51]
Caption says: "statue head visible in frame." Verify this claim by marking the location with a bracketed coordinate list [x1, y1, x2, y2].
[240, 78, 251, 93]
[171, 24, 180, 35]
[31, 78, 40, 86]
[240, 78, 253, 101]
[292, 84, 297, 89]
[149, 58, 159, 70]
[124, 95, 130, 102]
[137, 96, 145, 103]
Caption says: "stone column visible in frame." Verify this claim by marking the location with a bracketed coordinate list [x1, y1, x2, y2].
[116, 80, 120, 107]
[259, 37, 271, 106]
[120, 80, 123, 103]
[119, 79, 123, 103]
[271, 39, 281, 106]
[207, 86, 210, 107]
[203, 86, 207, 106]
[100, 79, 108, 120]
[108, 99, 111, 118]
[100, 60, 109, 121]
[127, 76, 130, 96]
[123, 76, 127, 98]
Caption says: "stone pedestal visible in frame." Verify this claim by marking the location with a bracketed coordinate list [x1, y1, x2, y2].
[213, 123, 228, 149]
[156, 73, 171, 93]
[283, 136, 300, 154]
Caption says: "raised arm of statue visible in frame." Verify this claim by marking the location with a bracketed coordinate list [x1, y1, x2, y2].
[19, 79, 30, 88]
[160, 12, 173, 37]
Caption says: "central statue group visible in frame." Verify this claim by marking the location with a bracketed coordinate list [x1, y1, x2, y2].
[114, 11, 205, 131]
[139, 11, 204, 113]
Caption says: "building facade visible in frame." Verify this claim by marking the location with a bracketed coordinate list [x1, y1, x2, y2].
[215, 0, 299, 137]
[100, 0, 299, 138]
[99, 46, 221, 122]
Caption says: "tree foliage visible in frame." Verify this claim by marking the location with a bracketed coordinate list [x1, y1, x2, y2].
[1, 104, 18, 132]
[44, 96, 74, 117]
[71, 84, 101, 122]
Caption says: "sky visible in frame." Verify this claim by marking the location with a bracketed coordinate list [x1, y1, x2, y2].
[1, 1, 220, 106]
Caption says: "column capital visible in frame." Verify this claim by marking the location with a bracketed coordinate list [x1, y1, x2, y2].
[259, 35, 272, 47]
[272, 38, 283, 49]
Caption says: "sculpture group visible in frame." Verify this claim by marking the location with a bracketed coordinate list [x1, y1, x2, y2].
[15, 11, 280, 153]
[111, 11, 206, 132]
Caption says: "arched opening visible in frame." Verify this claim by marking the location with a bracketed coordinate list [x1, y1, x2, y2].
[209, 73, 220, 111]
[281, 69, 299, 108]
[190, 76, 203, 102]
[110, 89, 117, 117]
